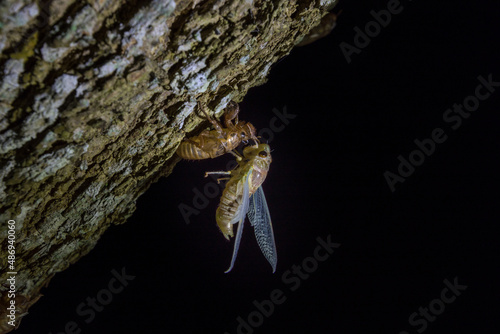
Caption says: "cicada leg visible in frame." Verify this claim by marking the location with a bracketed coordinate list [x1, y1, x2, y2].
[223, 101, 240, 128]
[198, 102, 224, 134]
[204, 171, 231, 177]
[215, 177, 231, 184]
[229, 150, 242, 161]
[205, 171, 232, 184]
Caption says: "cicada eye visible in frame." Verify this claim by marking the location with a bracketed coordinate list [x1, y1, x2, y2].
[240, 132, 246, 138]
[258, 151, 268, 158]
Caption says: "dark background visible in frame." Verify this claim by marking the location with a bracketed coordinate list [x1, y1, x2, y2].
[18, 1, 500, 333]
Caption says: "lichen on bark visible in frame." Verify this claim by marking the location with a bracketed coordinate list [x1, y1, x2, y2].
[0, 0, 333, 331]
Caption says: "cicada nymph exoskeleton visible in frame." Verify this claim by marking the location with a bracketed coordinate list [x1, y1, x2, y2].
[176, 102, 257, 160]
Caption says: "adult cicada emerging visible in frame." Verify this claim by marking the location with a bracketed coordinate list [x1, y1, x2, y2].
[176, 102, 258, 160]
[206, 144, 277, 273]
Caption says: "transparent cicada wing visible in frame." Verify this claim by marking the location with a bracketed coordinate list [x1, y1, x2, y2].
[224, 172, 251, 273]
[248, 186, 277, 273]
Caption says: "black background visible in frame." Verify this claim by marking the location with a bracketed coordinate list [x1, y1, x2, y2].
[18, 1, 500, 333]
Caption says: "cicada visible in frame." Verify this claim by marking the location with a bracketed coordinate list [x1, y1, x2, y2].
[177, 101, 258, 160]
[205, 143, 277, 273]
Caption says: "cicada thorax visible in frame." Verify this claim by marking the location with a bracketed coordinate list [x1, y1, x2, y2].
[215, 144, 272, 239]
[243, 144, 271, 193]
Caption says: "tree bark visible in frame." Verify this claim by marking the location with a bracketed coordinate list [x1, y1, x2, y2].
[0, 0, 334, 331]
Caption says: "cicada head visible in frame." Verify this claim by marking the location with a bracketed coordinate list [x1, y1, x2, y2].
[238, 122, 258, 145]
[242, 143, 272, 178]
[256, 143, 271, 162]
[243, 143, 270, 159]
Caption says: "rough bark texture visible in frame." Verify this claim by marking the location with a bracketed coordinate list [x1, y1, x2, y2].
[0, 0, 334, 331]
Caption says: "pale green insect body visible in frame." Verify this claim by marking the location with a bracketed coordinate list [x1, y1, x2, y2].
[215, 144, 271, 240]
[206, 143, 277, 273]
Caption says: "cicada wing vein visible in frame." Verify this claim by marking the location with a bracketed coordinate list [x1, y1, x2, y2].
[224, 171, 251, 273]
[248, 186, 277, 273]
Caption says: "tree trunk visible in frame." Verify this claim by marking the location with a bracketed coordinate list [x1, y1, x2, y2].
[0, 0, 333, 331]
